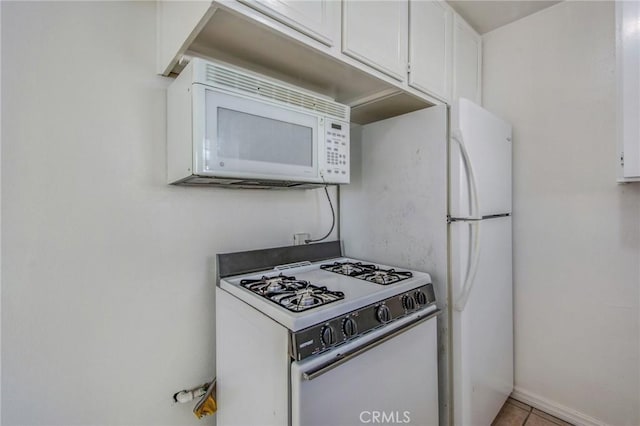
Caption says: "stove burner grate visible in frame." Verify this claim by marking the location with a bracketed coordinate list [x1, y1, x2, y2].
[320, 261, 413, 285]
[320, 261, 377, 276]
[240, 274, 301, 295]
[241, 274, 344, 312]
[359, 269, 413, 285]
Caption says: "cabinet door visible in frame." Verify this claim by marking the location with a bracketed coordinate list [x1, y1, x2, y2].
[616, 0, 640, 181]
[240, 0, 339, 47]
[453, 14, 481, 104]
[342, 0, 408, 81]
[409, 0, 452, 102]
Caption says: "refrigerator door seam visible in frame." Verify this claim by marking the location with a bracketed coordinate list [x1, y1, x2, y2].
[481, 213, 511, 219]
[449, 213, 510, 222]
[449, 217, 482, 222]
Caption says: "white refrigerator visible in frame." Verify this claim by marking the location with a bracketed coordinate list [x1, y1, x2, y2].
[340, 99, 513, 426]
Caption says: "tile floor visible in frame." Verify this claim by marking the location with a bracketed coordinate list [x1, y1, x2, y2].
[492, 398, 573, 426]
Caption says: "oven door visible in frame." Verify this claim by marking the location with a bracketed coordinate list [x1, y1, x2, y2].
[291, 309, 439, 426]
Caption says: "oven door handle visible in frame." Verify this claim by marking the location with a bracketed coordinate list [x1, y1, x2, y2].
[301, 309, 440, 381]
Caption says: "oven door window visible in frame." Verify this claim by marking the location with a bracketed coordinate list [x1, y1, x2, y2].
[200, 87, 319, 180]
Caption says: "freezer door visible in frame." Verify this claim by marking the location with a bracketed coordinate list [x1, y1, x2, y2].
[450, 98, 512, 218]
[450, 216, 513, 426]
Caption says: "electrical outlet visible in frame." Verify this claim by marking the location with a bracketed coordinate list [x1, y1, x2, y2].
[294, 233, 310, 246]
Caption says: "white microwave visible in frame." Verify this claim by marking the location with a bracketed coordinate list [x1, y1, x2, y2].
[167, 58, 350, 188]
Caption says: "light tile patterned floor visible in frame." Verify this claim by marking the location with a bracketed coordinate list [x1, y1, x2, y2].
[492, 398, 574, 426]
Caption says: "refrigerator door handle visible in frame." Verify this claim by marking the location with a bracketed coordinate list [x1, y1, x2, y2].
[454, 221, 481, 312]
[451, 130, 481, 220]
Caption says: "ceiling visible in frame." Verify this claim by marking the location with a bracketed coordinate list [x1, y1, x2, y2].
[447, 1, 562, 34]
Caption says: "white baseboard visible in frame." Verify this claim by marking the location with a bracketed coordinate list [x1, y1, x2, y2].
[510, 387, 609, 426]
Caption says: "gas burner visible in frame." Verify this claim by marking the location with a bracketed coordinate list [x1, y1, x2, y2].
[320, 261, 413, 285]
[359, 269, 413, 285]
[275, 286, 345, 313]
[297, 290, 319, 307]
[320, 261, 377, 276]
[241, 274, 345, 312]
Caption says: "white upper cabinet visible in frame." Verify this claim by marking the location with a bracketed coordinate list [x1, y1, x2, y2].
[156, 1, 484, 123]
[342, 0, 409, 82]
[238, 0, 340, 47]
[616, 0, 640, 182]
[452, 13, 482, 104]
[409, 0, 452, 102]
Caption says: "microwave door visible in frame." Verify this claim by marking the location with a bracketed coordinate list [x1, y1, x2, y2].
[196, 86, 321, 182]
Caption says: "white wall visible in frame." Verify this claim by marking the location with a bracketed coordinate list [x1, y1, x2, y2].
[1, 2, 336, 425]
[483, 2, 640, 425]
[0, 0, 3, 421]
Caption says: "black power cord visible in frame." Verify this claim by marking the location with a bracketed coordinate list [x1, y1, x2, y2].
[305, 184, 336, 244]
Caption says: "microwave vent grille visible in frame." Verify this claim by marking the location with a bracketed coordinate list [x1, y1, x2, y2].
[204, 64, 349, 122]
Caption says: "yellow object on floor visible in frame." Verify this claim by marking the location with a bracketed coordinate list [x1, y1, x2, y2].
[193, 379, 217, 419]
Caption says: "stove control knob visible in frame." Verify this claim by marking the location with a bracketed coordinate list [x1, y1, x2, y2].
[320, 326, 336, 346]
[414, 290, 428, 306]
[376, 305, 391, 323]
[342, 317, 358, 338]
[402, 294, 416, 311]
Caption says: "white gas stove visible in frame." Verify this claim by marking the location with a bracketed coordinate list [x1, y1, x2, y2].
[219, 257, 436, 332]
[215, 242, 440, 426]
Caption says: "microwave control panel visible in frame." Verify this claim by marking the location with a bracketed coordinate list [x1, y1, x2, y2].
[322, 120, 350, 184]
